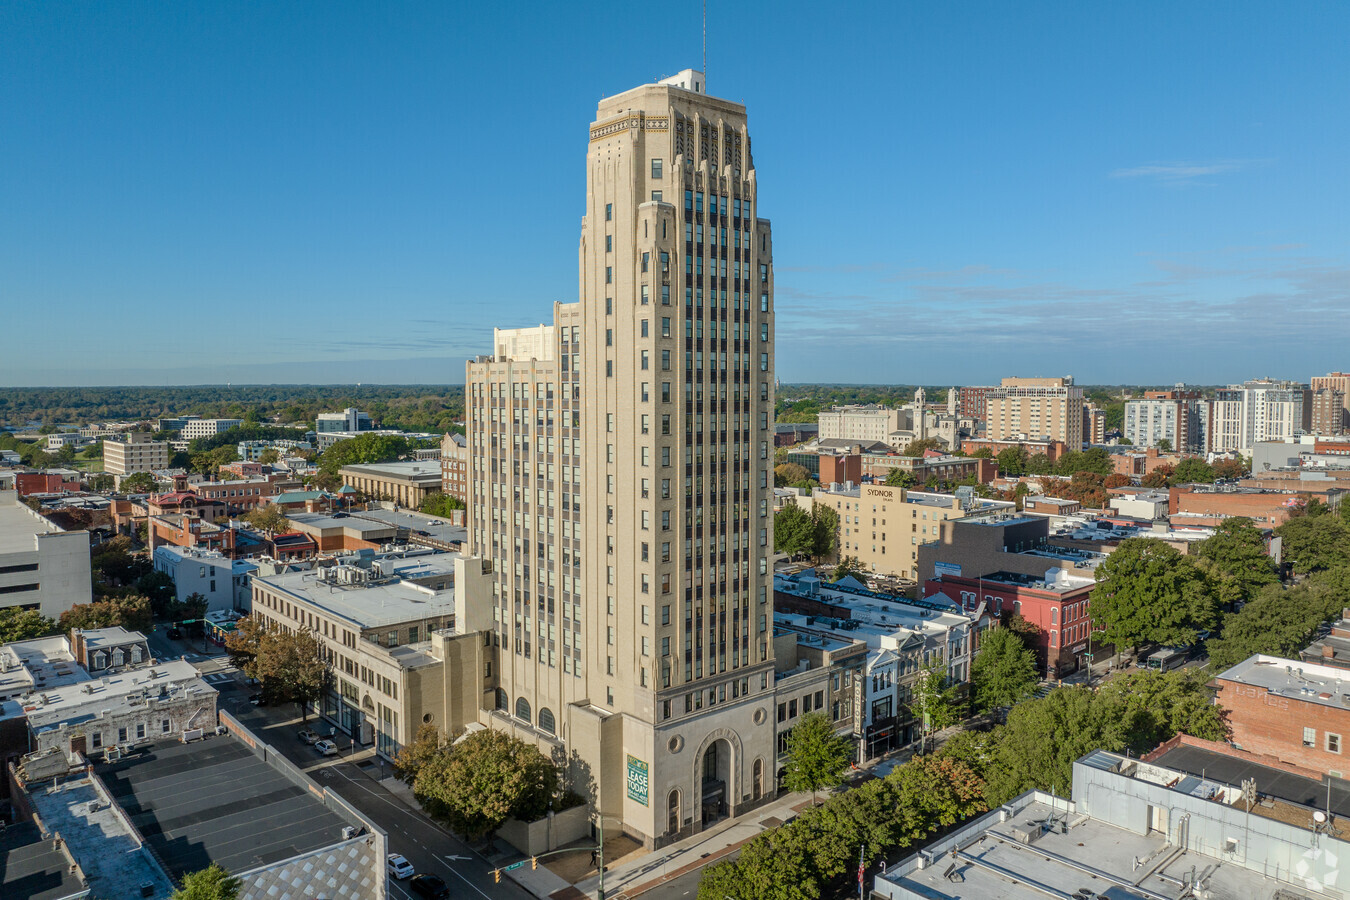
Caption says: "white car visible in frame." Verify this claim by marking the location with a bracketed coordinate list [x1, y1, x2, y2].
[387, 853, 415, 879]
[314, 739, 339, 757]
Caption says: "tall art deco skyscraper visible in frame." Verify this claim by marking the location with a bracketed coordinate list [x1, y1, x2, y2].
[465, 70, 775, 847]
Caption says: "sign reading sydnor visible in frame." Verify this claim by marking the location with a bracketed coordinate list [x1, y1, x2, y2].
[626, 754, 649, 806]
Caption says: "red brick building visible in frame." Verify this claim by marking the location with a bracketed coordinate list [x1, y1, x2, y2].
[14, 471, 82, 496]
[1169, 486, 1306, 527]
[819, 452, 862, 486]
[1214, 654, 1350, 779]
[960, 437, 1068, 464]
[925, 569, 1097, 678]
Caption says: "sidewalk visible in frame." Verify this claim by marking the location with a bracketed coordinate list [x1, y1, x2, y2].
[569, 790, 818, 900]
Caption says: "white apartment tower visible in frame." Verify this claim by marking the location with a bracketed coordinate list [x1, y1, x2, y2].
[465, 70, 776, 847]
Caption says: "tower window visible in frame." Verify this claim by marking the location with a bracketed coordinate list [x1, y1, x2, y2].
[652, 158, 663, 179]
[606, 202, 613, 221]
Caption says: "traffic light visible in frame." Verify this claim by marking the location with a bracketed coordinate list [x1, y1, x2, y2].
[494, 869, 501, 883]
[531, 857, 538, 870]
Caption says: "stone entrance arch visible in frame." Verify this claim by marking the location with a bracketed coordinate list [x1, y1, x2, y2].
[692, 727, 742, 830]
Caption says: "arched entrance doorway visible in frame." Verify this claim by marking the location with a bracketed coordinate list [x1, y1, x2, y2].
[701, 739, 731, 826]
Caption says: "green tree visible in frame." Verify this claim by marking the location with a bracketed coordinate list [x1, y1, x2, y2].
[774, 504, 817, 558]
[392, 723, 446, 784]
[319, 433, 411, 474]
[257, 447, 281, 464]
[1089, 538, 1218, 652]
[224, 616, 326, 717]
[1155, 438, 1172, 452]
[995, 446, 1027, 477]
[775, 462, 810, 486]
[1212, 457, 1248, 480]
[165, 592, 209, 624]
[58, 595, 153, 633]
[901, 437, 942, 457]
[810, 505, 839, 562]
[883, 467, 916, 488]
[136, 570, 179, 617]
[1171, 457, 1216, 484]
[986, 686, 1126, 804]
[1025, 452, 1055, 475]
[0, 607, 59, 642]
[413, 729, 559, 841]
[1141, 465, 1174, 488]
[119, 471, 159, 493]
[1275, 514, 1350, 574]
[243, 503, 291, 535]
[1194, 517, 1277, 606]
[969, 447, 994, 459]
[831, 555, 866, 583]
[172, 863, 241, 900]
[915, 660, 961, 748]
[971, 628, 1040, 712]
[782, 711, 853, 804]
[1206, 578, 1347, 671]
[420, 491, 466, 517]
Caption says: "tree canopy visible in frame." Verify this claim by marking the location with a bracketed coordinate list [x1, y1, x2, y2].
[774, 504, 816, 558]
[1194, 517, 1277, 606]
[782, 712, 854, 803]
[224, 616, 326, 716]
[1089, 538, 1218, 651]
[971, 627, 1040, 711]
[420, 491, 465, 517]
[408, 728, 560, 840]
[0, 607, 59, 643]
[243, 503, 291, 535]
[58, 595, 153, 633]
[1171, 457, 1216, 484]
[1275, 514, 1350, 574]
[883, 467, 916, 488]
[319, 433, 412, 475]
[1206, 570, 1350, 671]
[172, 863, 241, 900]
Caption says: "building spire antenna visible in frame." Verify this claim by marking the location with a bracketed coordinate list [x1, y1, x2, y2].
[702, 0, 707, 87]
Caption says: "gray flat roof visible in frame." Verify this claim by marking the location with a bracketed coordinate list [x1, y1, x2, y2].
[880, 793, 1292, 900]
[1215, 654, 1350, 711]
[0, 497, 63, 553]
[0, 820, 90, 900]
[255, 566, 457, 630]
[97, 734, 351, 880]
[27, 770, 176, 899]
[353, 508, 467, 546]
[289, 511, 395, 535]
[338, 460, 442, 480]
[21, 659, 211, 732]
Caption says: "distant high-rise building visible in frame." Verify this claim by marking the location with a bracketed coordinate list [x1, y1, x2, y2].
[1207, 379, 1310, 454]
[316, 407, 373, 434]
[1123, 388, 1205, 451]
[816, 405, 903, 444]
[465, 69, 776, 847]
[1311, 373, 1350, 434]
[983, 377, 1084, 448]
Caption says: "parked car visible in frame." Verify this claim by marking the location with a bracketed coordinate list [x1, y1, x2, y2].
[314, 739, 339, 757]
[247, 694, 267, 706]
[386, 853, 415, 880]
[297, 728, 319, 745]
[409, 874, 449, 899]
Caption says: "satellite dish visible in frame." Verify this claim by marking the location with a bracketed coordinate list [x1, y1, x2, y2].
[1314, 811, 1328, 823]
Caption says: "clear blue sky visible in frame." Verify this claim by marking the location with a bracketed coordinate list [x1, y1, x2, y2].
[2, 2, 1346, 386]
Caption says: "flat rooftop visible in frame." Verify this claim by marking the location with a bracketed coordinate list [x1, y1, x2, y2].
[1215, 654, 1350, 711]
[0, 495, 64, 553]
[879, 792, 1292, 900]
[0, 820, 89, 900]
[0, 636, 91, 699]
[337, 460, 442, 480]
[17, 659, 210, 733]
[289, 511, 395, 535]
[352, 508, 467, 546]
[27, 769, 176, 899]
[1153, 742, 1350, 821]
[97, 734, 351, 879]
[255, 566, 457, 629]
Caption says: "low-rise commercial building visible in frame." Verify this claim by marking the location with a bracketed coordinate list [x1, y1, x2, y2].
[153, 545, 257, 611]
[873, 747, 1348, 900]
[814, 483, 1014, 580]
[249, 554, 493, 757]
[340, 460, 443, 508]
[0, 489, 91, 620]
[194, 476, 289, 513]
[1214, 653, 1350, 779]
